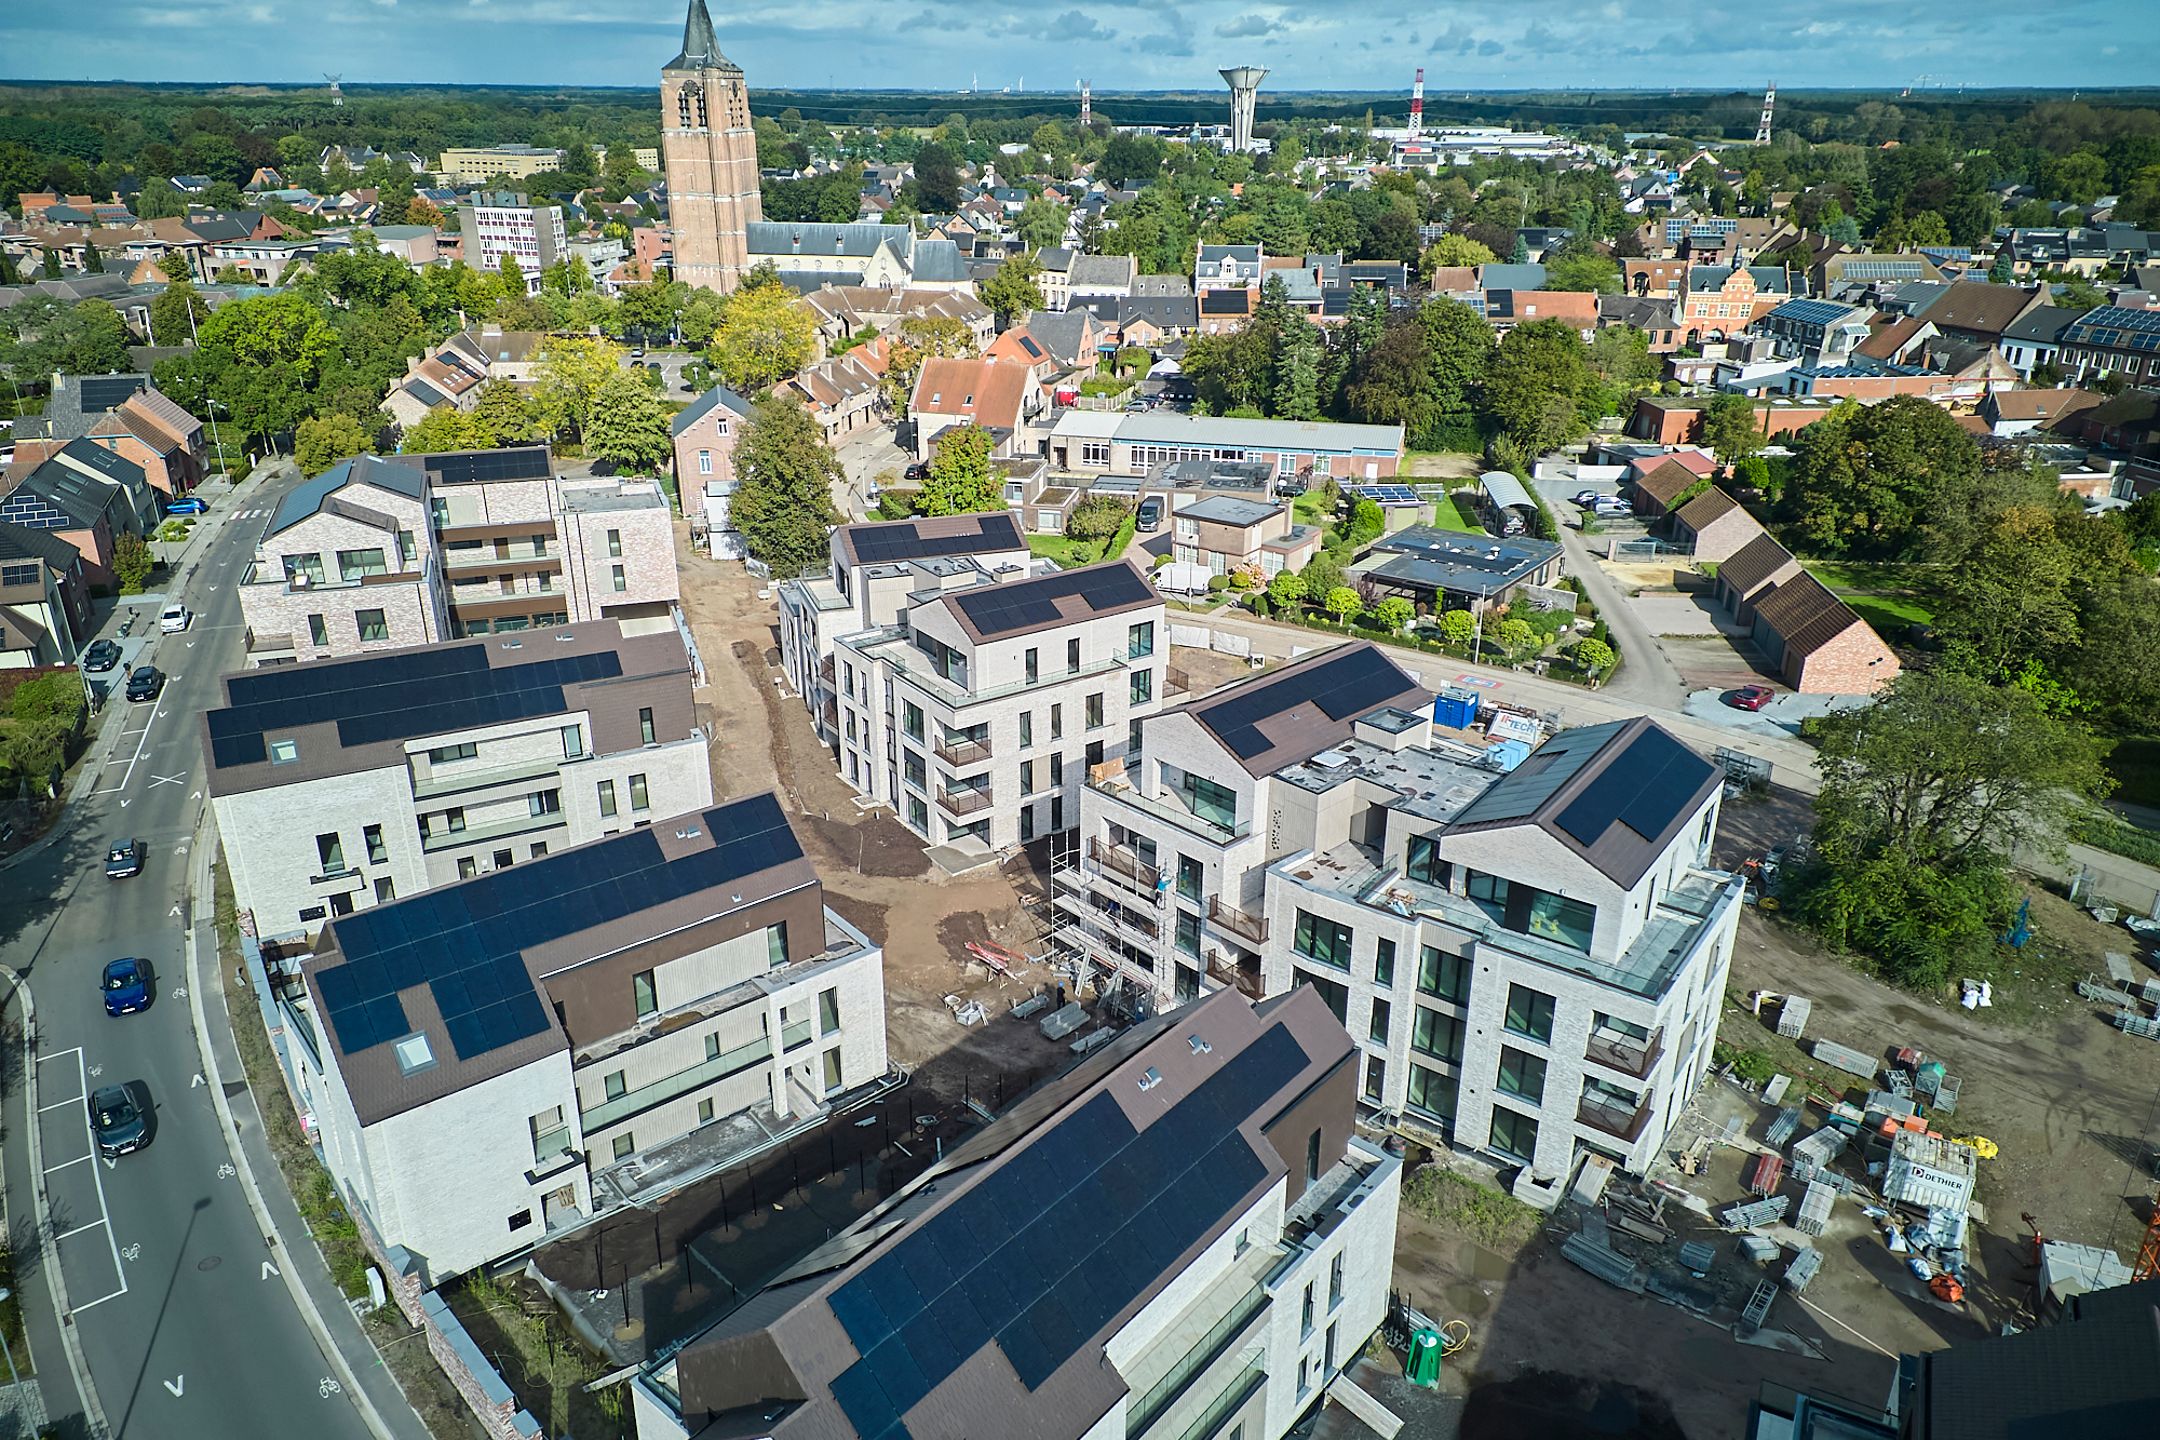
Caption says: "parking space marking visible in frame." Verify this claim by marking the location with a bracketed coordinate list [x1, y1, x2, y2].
[55, 1219, 111, 1241]
[39, 1047, 130, 1308]
[95, 693, 170, 794]
[42, 1154, 93, 1175]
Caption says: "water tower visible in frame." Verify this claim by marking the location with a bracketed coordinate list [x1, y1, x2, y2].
[1219, 66, 1268, 152]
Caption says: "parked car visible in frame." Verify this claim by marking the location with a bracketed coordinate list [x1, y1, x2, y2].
[164, 497, 208, 515]
[81, 639, 122, 673]
[90, 1084, 147, 1156]
[1573, 490, 1606, 506]
[1726, 684, 1776, 711]
[1135, 497, 1164, 532]
[101, 958, 151, 1015]
[1589, 497, 1632, 519]
[125, 665, 164, 702]
[159, 603, 192, 633]
[105, 839, 144, 879]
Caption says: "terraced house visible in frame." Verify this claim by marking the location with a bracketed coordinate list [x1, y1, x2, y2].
[291, 793, 888, 1280]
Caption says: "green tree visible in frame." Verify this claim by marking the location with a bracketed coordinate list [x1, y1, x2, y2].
[978, 252, 1046, 328]
[1266, 568, 1307, 612]
[911, 142, 962, 211]
[1481, 318, 1593, 452]
[293, 412, 376, 476]
[730, 394, 843, 575]
[1783, 396, 1981, 557]
[1301, 551, 1346, 604]
[1324, 586, 1363, 626]
[708, 284, 814, 392]
[1418, 233, 1496, 280]
[584, 368, 673, 472]
[1542, 250, 1620, 293]
[1015, 199, 1069, 250]
[2061, 577, 2160, 726]
[1370, 596, 1415, 632]
[155, 251, 193, 282]
[81, 241, 103, 274]
[1438, 609, 1476, 647]
[532, 337, 627, 441]
[401, 405, 480, 454]
[467, 381, 539, 447]
[1933, 505, 2081, 680]
[1065, 495, 1132, 543]
[1699, 393, 1765, 467]
[917, 425, 1002, 515]
[1573, 636, 1616, 679]
[147, 280, 210, 348]
[1494, 617, 1539, 659]
[1791, 669, 2111, 989]
[196, 291, 335, 383]
[1271, 317, 1322, 421]
[112, 532, 153, 595]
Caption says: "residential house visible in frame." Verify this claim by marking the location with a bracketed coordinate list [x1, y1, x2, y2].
[989, 309, 1102, 388]
[1852, 315, 1937, 369]
[2056, 304, 2160, 387]
[0, 519, 91, 667]
[382, 326, 547, 430]
[775, 513, 1034, 743]
[1484, 289, 1598, 338]
[1977, 388, 2104, 437]
[1046, 412, 1405, 481]
[1710, 533, 1803, 619]
[1678, 264, 1793, 341]
[1709, 535, 1900, 693]
[237, 447, 679, 666]
[8, 372, 206, 498]
[1033, 247, 1077, 311]
[746, 222, 972, 295]
[1600, 294, 1681, 351]
[206, 618, 712, 934]
[1106, 293, 1201, 347]
[290, 792, 885, 1281]
[798, 286, 994, 357]
[1352, 525, 1564, 613]
[908, 357, 1043, 462]
[1627, 458, 1709, 518]
[780, 339, 893, 455]
[1623, 259, 1689, 299]
[1998, 305, 2080, 380]
[1664, 487, 1763, 564]
[1755, 298, 1873, 364]
[1920, 281, 2049, 352]
[1474, 263, 1548, 294]
[671, 386, 755, 559]
[1196, 244, 1264, 294]
[1812, 251, 1945, 295]
[1198, 287, 1255, 333]
[1068, 252, 1139, 311]
[1170, 495, 1321, 579]
[635, 984, 1399, 1440]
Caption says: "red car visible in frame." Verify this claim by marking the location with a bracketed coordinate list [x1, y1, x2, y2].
[1727, 684, 1775, 711]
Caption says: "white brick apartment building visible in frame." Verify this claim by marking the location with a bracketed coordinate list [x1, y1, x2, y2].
[205, 620, 712, 934]
[239, 446, 678, 665]
[635, 984, 1399, 1440]
[777, 512, 1033, 742]
[289, 792, 889, 1281]
[1063, 643, 1745, 1192]
[831, 559, 1166, 856]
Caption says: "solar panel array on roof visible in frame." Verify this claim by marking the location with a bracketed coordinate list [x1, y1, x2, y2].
[1200, 646, 1410, 759]
[319, 794, 803, 1062]
[77, 376, 148, 412]
[1556, 725, 1714, 849]
[205, 644, 622, 768]
[420, 447, 553, 486]
[825, 1023, 1306, 1440]
[1771, 299, 1858, 326]
[849, 514, 1023, 565]
[1351, 483, 1421, 505]
[407, 378, 448, 408]
[949, 564, 1153, 639]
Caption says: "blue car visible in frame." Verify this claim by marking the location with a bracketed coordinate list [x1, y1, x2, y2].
[165, 497, 208, 515]
[102, 957, 151, 1016]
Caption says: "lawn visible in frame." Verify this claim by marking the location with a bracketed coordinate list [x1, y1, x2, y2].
[1429, 492, 1479, 533]
[1801, 559, 1938, 630]
[1292, 488, 1335, 526]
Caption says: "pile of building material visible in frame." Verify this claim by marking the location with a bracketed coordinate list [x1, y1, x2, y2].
[1560, 1232, 1647, 1294]
[1765, 1106, 1802, 1149]
[1739, 1280, 1777, 1334]
[1736, 1235, 1781, 1265]
[1720, 1196, 1790, 1231]
[1790, 1128, 1848, 1183]
[1071, 1027, 1116, 1055]
[1783, 1245, 1822, 1293]
[1793, 1180, 1836, 1237]
[1809, 1038, 1879, 1077]
[1776, 995, 1812, 1039]
[2036, 1240, 2135, 1311]
[1039, 1001, 1089, 1040]
[1010, 991, 1053, 1020]
[2108, 1007, 2160, 1039]
[1883, 1132, 1978, 1215]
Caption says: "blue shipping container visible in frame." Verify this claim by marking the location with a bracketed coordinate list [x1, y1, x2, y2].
[1433, 686, 1481, 730]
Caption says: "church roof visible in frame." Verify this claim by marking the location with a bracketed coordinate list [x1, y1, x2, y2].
[665, 0, 738, 72]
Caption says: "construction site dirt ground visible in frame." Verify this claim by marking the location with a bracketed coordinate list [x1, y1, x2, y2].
[677, 541, 1181, 1118]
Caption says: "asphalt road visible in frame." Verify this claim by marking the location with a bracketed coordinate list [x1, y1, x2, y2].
[1, 464, 381, 1440]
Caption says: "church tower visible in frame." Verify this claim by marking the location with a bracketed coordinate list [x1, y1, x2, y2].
[660, 0, 761, 293]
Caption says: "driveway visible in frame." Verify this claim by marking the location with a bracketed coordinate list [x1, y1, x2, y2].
[1521, 471, 1687, 708]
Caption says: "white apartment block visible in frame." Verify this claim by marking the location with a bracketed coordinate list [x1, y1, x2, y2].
[777, 511, 1033, 742]
[831, 559, 1165, 855]
[205, 621, 712, 935]
[1062, 642, 1746, 1193]
[636, 984, 1400, 1440]
[456, 190, 568, 287]
[288, 792, 888, 1281]
[239, 446, 678, 666]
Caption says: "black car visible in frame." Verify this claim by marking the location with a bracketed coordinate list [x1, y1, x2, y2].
[82, 639, 122, 673]
[105, 839, 144, 879]
[125, 665, 163, 702]
[90, 1084, 147, 1157]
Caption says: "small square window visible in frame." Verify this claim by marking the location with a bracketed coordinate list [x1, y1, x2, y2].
[611, 1134, 634, 1161]
[392, 1033, 434, 1074]
[268, 738, 299, 764]
[507, 1210, 533, 1231]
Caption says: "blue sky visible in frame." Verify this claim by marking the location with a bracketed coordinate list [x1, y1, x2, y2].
[3, 0, 2155, 92]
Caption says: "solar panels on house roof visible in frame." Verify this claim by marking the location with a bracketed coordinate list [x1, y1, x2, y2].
[948, 562, 1154, 639]
[823, 1021, 1305, 1440]
[317, 794, 805, 1062]
[1555, 724, 1715, 849]
[419, 446, 553, 486]
[1197, 645, 1412, 759]
[204, 642, 623, 769]
[1350, 483, 1421, 505]
[76, 376, 149, 412]
[845, 513, 1024, 565]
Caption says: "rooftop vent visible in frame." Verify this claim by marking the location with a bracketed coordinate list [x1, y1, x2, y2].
[1137, 1066, 1163, 1092]
[1188, 1035, 1212, 1055]
[500, 638, 523, 649]
[675, 826, 703, 841]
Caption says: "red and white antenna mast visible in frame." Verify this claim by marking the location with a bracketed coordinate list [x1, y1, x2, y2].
[1410, 68, 1425, 138]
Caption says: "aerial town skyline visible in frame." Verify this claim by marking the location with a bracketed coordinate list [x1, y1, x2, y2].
[3, 0, 2156, 90]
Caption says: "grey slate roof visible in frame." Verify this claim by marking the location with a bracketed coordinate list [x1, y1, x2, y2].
[1177, 495, 1280, 527]
[0, 517, 83, 570]
[672, 384, 755, 437]
[2, 450, 129, 530]
[265, 455, 426, 537]
[1476, 262, 1548, 291]
[748, 221, 912, 260]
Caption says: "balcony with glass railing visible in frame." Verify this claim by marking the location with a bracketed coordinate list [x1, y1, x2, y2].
[580, 1033, 774, 1131]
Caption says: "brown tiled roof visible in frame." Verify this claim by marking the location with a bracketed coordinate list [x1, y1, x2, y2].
[1717, 533, 1800, 599]
[1924, 281, 2041, 338]
[1989, 388, 2102, 423]
[118, 390, 200, 450]
[1673, 486, 1747, 532]
[1855, 315, 1926, 362]
[910, 357, 1031, 427]
[1633, 459, 1702, 507]
[1752, 572, 1865, 658]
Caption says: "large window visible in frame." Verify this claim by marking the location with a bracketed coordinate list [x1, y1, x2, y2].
[1296, 970, 1349, 1026]
[1416, 945, 1469, 1004]
[1176, 855, 1202, 903]
[1176, 771, 1237, 830]
[1410, 1007, 1464, 1064]
[1504, 984, 1556, 1045]
[1496, 1046, 1547, 1105]
[1085, 692, 1105, 729]
[1129, 669, 1152, 705]
[283, 552, 326, 586]
[356, 609, 389, 642]
[902, 751, 927, 793]
[315, 832, 345, 875]
[1406, 833, 1450, 887]
[1489, 1106, 1540, 1164]
[633, 970, 657, 1019]
[1174, 910, 1200, 958]
[1467, 870, 1596, 953]
[1127, 621, 1155, 658]
[336, 548, 388, 581]
[1374, 938, 1396, 988]
[902, 702, 925, 742]
[628, 773, 650, 812]
[1368, 997, 1391, 1045]
[1406, 1064, 1458, 1122]
[1292, 910, 1353, 970]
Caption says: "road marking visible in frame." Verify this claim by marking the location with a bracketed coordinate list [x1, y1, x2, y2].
[192, 1072, 206, 1088]
[172, 986, 189, 1000]
[318, 1377, 342, 1398]
[217, 1163, 236, 1180]
[123, 1243, 141, 1262]
[69, 1289, 126, 1314]
[55, 1219, 111, 1241]
[168, 903, 181, 917]
[148, 772, 187, 788]
[42, 1154, 93, 1173]
[262, 1260, 280, 1280]
[164, 1376, 184, 1398]
[96, 696, 168, 793]
[37, 1097, 85, 1113]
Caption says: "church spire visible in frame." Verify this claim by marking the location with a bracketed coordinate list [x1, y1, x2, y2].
[666, 0, 730, 71]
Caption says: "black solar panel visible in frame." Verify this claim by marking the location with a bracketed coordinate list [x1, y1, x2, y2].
[419, 446, 553, 486]
[1199, 645, 1413, 759]
[848, 513, 1024, 565]
[77, 376, 148, 412]
[318, 794, 804, 1063]
[824, 1023, 1307, 1439]
[1555, 727, 1714, 848]
[206, 645, 622, 770]
[949, 563, 1152, 640]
